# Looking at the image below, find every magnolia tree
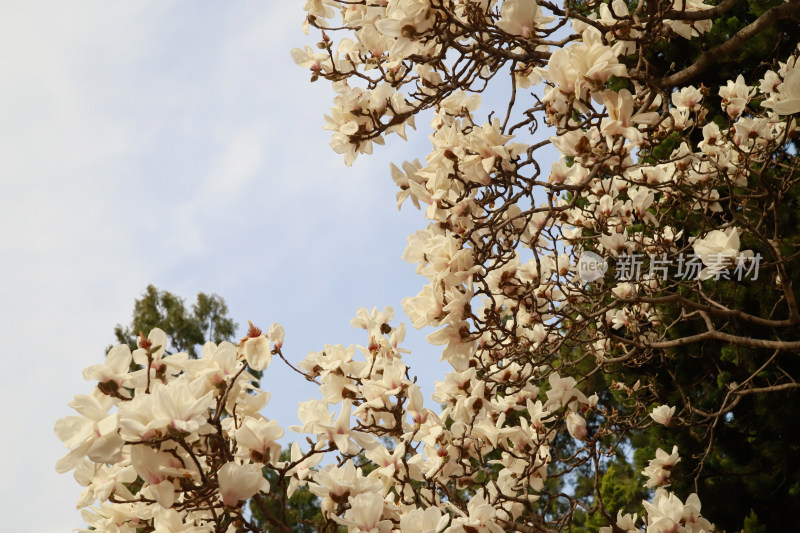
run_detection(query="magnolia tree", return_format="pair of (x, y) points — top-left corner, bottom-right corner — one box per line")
(57, 0), (800, 532)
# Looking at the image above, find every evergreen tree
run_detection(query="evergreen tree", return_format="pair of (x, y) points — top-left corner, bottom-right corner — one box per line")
(112, 284), (237, 358)
(569, 1), (800, 530)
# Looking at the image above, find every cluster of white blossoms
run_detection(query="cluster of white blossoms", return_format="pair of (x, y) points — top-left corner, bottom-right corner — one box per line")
(57, 320), (709, 533)
(57, 325), (286, 532)
(60, 0), (800, 531)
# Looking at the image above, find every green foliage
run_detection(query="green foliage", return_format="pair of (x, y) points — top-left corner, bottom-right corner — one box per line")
(112, 284), (237, 358)
(571, 459), (645, 533)
(604, 74), (632, 93)
(647, 132), (682, 163)
(742, 510), (767, 533)
(249, 449), (324, 533)
(594, 462), (642, 528)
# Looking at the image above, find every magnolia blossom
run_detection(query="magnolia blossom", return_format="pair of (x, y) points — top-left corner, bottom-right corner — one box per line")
(286, 441), (324, 497)
(218, 462), (269, 507)
(566, 411), (588, 440)
(333, 492), (392, 533)
(600, 89), (656, 145)
(650, 404), (676, 426)
(762, 65), (800, 115)
(309, 461), (381, 517)
(691, 227), (753, 278)
(73, 460), (137, 509)
(268, 322), (285, 350)
(541, 27), (627, 101)
(665, 0), (713, 39)
(82, 344), (134, 398)
(194, 340), (243, 391)
(719, 74), (757, 118)
(118, 375), (214, 440)
(642, 446), (681, 488)
(131, 445), (182, 508)
(545, 372), (588, 409)
(599, 510), (639, 533)
(55, 391), (124, 473)
(398, 506), (449, 533)
(151, 507), (213, 533)
(133, 328), (188, 382)
(235, 417), (284, 464)
(497, 0), (553, 38)
(239, 322), (272, 371)
(643, 489), (712, 533)
(291, 45), (329, 72)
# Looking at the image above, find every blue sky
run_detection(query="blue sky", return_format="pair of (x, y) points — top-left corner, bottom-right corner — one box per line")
(0, 2), (450, 530)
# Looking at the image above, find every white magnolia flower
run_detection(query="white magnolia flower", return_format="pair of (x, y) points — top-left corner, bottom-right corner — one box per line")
(541, 27), (627, 101)
(235, 417), (284, 464)
(665, 0), (713, 39)
(398, 506), (449, 533)
(566, 411), (588, 440)
(671, 85), (703, 111)
(642, 446), (681, 488)
(218, 462), (269, 507)
(642, 488), (685, 533)
(545, 372), (588, 409)
(268, 323), (285, 350)
(152, 507), (212, 533)
(309, 461), (382, 517)
(497, 0), (554, 38)
(132, 328), (188, 383)
(448, 493), (505, 533)
(333, 492), (392, 533)
(286, 441), (324, 497)
(691, 227), (753, 278)
(600, 510), (639, 533)
(762, 66), (800, 115)
(650, 404), (675, 426)
(55, 391), (124, 473)
(83, 344), (134, 398)
(239, 321), (272, 371)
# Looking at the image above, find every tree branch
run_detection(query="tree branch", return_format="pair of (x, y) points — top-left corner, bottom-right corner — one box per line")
(498, 517), (556, 533)
(664, 0), (742, 21)
(656, 0), (800, 88)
